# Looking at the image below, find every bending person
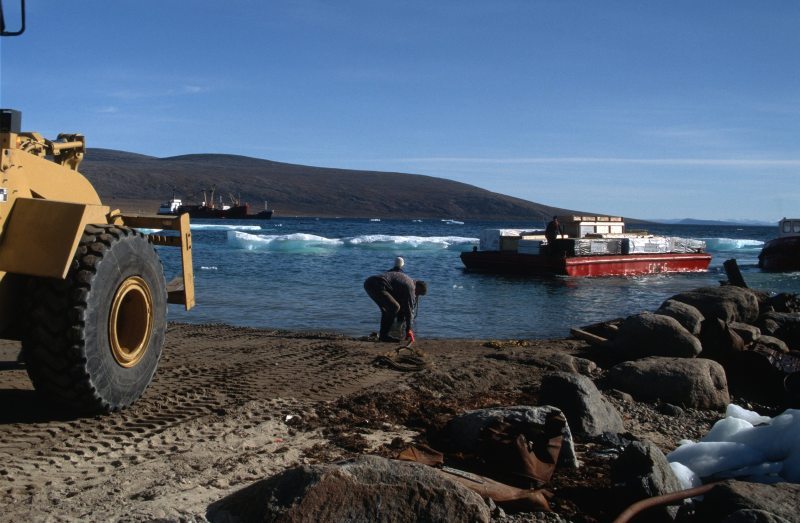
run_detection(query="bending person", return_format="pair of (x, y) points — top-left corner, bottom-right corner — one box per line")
(364, 267), (427, 343)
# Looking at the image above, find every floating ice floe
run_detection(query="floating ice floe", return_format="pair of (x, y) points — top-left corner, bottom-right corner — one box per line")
(227, 231), (343, 252)
(345, 234), (477, 250)
(227, 231), (477, 252)
(441, 219), (465, 225)
(667, 404), (800, 488)
(702, 238), (764, 251)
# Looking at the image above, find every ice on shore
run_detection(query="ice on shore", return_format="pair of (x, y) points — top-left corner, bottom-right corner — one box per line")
(667, 404), (800, 488)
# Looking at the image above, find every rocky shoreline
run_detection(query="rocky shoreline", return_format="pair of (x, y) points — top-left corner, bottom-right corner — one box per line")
(0, 283), (798, 522)
(206, 283), (800, 522)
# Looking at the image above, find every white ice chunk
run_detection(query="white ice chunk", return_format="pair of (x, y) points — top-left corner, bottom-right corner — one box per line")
(726, 404), (772, 426)
(669, 461), (701, 490)
(729, 410), (800, 462)
(667, 441), (765, 478)
(701, 416), (753, 443)
(669, 406), (800, 486)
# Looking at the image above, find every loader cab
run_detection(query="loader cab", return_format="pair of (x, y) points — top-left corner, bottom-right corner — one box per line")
(0, 0), (26, 37)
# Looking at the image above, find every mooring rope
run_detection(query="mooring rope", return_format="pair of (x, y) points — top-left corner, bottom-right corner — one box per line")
(373, 346), (429, 372)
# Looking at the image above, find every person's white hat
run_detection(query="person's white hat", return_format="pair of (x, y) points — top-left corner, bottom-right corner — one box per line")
(394, 256), (405, 269)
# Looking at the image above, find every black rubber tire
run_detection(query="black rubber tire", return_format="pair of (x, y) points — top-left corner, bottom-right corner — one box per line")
(22, 224), (167, 413)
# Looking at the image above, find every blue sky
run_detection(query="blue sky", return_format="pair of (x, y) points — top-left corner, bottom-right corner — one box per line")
(1, 1), (798, 221)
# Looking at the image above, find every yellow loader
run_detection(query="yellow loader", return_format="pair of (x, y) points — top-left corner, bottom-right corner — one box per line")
(0, 1), (195, 413)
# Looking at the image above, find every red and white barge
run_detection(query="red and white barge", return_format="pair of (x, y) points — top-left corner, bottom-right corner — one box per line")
(460, 216), (711, 277)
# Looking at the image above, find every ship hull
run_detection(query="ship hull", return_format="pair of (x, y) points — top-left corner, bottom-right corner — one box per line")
(176, 205), (250, 219)
(241, 210), (273, 220)
(460, 251), (712, 277)
(758, 237), (800, 272)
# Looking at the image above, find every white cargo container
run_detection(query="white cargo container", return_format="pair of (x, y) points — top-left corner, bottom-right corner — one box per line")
(479, 229), (523, 251)
(623, 236), (671, 254)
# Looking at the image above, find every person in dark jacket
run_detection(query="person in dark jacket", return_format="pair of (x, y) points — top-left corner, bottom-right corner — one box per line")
(545, 216), (563, 245)
(364, 268), (427, 343)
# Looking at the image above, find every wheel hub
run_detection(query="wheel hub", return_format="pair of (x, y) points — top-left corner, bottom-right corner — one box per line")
(109, 276), (153, 368)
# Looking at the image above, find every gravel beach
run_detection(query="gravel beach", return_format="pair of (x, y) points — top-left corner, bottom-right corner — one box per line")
(2, 321), (752, 522)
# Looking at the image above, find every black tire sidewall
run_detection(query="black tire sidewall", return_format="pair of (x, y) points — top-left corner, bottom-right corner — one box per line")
(83, 232), (166, 409)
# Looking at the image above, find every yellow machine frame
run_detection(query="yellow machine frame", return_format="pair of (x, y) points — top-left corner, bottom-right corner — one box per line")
(0, 128), (194, 339)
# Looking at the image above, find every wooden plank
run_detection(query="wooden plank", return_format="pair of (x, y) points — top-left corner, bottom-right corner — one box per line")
(569, 328), (608, 345)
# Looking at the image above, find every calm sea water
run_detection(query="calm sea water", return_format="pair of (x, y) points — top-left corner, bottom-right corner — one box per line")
(153, 218), (800, 340)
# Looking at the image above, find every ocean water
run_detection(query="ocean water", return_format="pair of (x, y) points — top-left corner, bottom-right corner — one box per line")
(153, 218), (800, 340)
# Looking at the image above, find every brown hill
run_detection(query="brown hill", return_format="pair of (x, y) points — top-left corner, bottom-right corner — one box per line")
(81, 148), (582, 220)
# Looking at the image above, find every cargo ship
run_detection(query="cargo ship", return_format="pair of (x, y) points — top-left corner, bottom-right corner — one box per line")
(758, 218), (800, 272)
(157, 189), (273, 220)
(460, 216), (711, 277)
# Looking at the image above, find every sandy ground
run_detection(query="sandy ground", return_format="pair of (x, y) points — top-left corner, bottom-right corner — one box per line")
(0, 323), (724, 522)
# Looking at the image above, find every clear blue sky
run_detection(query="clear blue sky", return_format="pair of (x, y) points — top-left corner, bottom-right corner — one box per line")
(2, 1), (798, 221)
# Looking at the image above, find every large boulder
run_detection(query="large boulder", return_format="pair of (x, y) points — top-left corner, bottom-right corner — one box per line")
(667, 286), (760, 324)
(699, 318), (746, 361)
(605, 357), (730, 410)
(611, 440), (683, 523)
(729, 322), (761, 344)
(610, 312), (702, 360)
(206, 455), (491, 522)
(655, 299), (705, 336)
(749, 335), (789, 354)
(695, 480), (800, 523)
(539, 372), (624, 437)
(444, 405), (579, 468)
(757, 312), (800, 350)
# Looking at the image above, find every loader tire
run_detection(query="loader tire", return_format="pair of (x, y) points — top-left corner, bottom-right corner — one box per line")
(22, 224), (167, 413)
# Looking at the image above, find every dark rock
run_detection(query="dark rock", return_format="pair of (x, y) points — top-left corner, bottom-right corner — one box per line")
(727, 348), (792, 403)
(699, 318), (746, 361)
(610, 312), (702, 360)
(206, 454), (491, 523)
(610, 440), (683, 523)
(668, 286), (761, 324)
(444, 406), (579, 468)
(605, 389), (635, 403)
(750, 335), (790, 354)
(696, 480), (800, 523)
(655, 299), (704, 336)
(596, 431), (637, 448)
(605, 357), (730, 410)
(657, 403), (684, 417)
(730, 322), (761, 344)
(757, 312), (800, 350)
(539, 372), (625, 437)
(761, 318), (781, 337)
(762, 292), (800, 315)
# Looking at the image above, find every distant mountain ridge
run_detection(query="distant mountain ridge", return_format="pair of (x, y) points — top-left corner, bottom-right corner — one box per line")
(651, 218), (774, 227)
(80, 148), (586, 221)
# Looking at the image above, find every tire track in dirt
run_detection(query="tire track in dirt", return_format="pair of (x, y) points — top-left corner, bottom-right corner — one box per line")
(0, 324), (407, 506)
